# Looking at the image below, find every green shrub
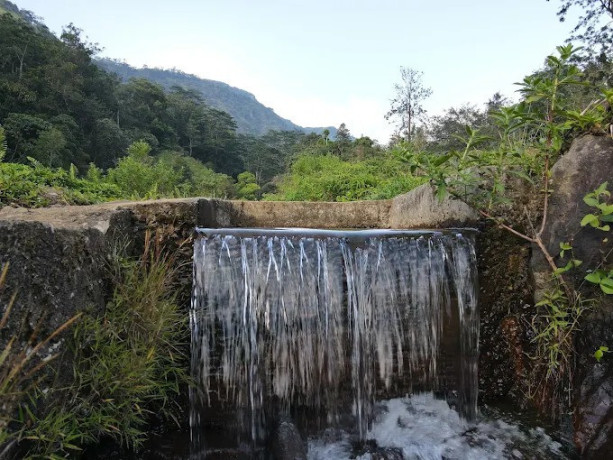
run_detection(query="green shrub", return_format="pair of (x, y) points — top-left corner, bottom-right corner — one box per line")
(235, 171), (260, 200)
(155, 151), (234, 198)
(0, 161), (120, 207)
(105, 143), (233, 200)
(266, 153), (426, 202)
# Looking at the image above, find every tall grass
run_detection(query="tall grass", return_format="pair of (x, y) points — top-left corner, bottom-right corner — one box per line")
(0, 263), (82, 457)
(1, 232), (189, 458)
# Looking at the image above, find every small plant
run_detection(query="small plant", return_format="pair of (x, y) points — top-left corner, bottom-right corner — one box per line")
(594, 346), (610, 362)
(581, 181), (613, 229)
(581, 182), (613, 294)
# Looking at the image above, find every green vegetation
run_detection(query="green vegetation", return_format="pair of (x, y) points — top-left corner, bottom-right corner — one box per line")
(267, 153), (426, 202)
(0, 160), (120, 207)
(0, 5), (428, 208)
(0, 262), (82, 456)
(0, 140), (233, 207)
(393, 44), (612, 418)
(0, 234), (188, 458)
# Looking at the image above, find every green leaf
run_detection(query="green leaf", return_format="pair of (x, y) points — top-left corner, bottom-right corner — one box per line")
(435, 184), (447, 202)
(594, 349), (604, 361)
(433, 154), (452, 167)
(601, 284), (613, 295)
(583, 195), (599, 207)
(597, 203), (613, 215)
(585, 272), (603, 284)
(553, 261), (573, 276)
(595, 182), (609, 196)
(600, 277), (613, 289)
(581, 214), (600, 227)
(597, 225), (611, 232)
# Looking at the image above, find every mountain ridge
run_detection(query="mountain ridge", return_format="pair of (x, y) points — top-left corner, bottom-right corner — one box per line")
(96, 58), (337, 138)
(1, 0), (337, 138)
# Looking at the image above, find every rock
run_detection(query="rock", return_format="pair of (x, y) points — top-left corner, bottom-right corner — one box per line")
(388, 184), (479, 229)
(532, 135), (613, 296)
(527, 135), (613, 457)
(574, 362), (613, 458)
(271, 419), (307, 460)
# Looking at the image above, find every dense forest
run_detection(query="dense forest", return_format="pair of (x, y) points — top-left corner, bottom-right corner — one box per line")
(0, 0), (611, 209)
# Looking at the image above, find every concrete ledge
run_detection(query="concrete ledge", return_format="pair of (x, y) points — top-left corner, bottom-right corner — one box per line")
(198, 199), (392, 229)
(0, 185), (478, 233)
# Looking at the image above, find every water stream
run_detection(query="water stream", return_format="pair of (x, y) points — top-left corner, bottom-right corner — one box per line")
(188, 228), (567, 459)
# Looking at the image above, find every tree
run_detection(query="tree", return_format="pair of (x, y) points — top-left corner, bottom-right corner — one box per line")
(427, 104), (490, 153)
(235, 171), (260, 200)
(334, 123), (352, 158)
(549, 0), (613, 56)
(385, 67), (432, 142)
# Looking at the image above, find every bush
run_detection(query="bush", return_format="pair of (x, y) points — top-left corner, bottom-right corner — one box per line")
(0, 161), (120, 207)
(105, 143), (233, 200)
(265, 154), (426, 202)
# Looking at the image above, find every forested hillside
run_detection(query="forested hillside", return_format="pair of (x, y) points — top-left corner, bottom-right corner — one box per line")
(0, 1), (320, 205)
(98, 59), (339, 138)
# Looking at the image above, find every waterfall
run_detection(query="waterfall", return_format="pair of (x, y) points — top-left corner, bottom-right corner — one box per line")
(190, 228), (479, 454)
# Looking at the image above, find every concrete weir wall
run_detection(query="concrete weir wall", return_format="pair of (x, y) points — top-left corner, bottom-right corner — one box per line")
(0, 186), (479, 454)
(0, 183), (478, 342)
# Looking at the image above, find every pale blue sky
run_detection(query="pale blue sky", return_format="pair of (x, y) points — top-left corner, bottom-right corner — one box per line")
(14, 0), (579, 143)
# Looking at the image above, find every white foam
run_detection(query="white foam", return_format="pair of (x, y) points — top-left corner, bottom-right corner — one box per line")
(308, 394), (566, 460)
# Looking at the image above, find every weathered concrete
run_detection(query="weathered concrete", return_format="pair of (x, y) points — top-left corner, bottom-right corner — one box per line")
(198, 198), (392, 229)
(389, 184), (479, 229)
(477, 226), (533, 404)
(0, 186), (481, 234)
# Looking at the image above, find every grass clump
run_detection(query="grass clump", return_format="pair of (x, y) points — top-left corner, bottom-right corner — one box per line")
(0, 233), (189, 458)
(0, 263), (82, 457)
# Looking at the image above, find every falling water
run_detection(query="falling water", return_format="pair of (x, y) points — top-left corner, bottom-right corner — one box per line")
(190, 228), (479, 456)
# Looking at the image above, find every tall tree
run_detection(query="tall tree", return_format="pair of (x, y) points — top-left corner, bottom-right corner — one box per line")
(385, 67), (432, 142)
(549, 0), (613, 56)
(334, 123), (352, 157)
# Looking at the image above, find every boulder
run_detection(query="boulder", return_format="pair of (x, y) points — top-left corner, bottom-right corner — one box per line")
(271, 418), (307, 460)
(528, 135), (613, 457)
(388, 184), (479, 229)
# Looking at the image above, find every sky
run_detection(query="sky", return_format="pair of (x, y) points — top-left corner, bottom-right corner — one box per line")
(13, 0), (580, 144)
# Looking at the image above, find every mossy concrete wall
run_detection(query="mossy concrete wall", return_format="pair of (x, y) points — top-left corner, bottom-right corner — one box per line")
(0, 187), (478, 365)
